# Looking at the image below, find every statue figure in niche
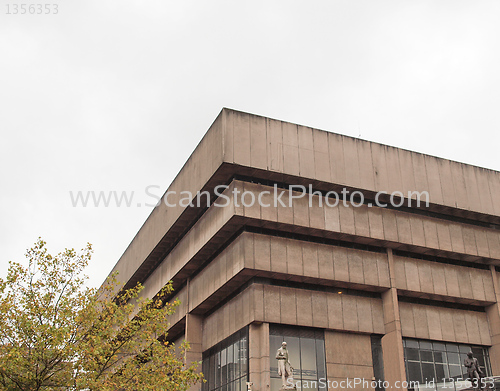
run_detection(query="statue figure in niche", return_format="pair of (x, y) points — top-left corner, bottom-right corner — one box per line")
(276, 341), (296, 389)
(464, 351), (484, 390)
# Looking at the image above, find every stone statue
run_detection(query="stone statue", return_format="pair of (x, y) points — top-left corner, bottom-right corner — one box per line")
(276, 342), (295, 389)
(464, 351), (483, 389)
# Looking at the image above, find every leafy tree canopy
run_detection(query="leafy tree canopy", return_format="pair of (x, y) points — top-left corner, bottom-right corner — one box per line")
(0, 239), (202, 391)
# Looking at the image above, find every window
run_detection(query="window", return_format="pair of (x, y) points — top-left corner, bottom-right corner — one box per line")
(270, 325), (327, 391)
(403, 338), (491, 391)
(371, 335), (385, 391)
(202, 327), (248, 391)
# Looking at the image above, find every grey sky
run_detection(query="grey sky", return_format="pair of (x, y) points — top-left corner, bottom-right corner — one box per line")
(1, 0), (499, 287)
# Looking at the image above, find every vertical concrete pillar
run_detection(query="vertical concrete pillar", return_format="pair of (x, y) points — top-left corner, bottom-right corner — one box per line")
(487, 266), (500, 375)
(381, 249), (407, 390)
(185, 313), (203, 391)
(249, 322), (270, 391)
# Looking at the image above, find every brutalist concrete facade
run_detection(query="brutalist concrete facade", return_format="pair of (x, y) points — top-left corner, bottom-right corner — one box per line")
(106, 109), (500, 391)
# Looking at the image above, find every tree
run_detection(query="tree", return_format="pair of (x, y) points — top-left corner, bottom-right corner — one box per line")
(0, 239), (202, 391)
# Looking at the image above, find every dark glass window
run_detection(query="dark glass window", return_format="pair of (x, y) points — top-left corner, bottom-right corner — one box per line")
(403, 338), (491, 391)
(371, 335), (385, 391)
(270, 325), (327, 391)
(202, 328), (248, 391)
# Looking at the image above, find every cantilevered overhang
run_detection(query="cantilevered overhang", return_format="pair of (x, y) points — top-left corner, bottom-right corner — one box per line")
(138, 180), (500, 310)
(106, 108), (500, 292)
(162, 229), (495, 346)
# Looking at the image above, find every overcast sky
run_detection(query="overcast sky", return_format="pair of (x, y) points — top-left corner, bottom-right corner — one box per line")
(1, 0), (499, 288)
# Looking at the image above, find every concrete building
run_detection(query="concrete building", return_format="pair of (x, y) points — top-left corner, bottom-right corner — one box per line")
(106, 108), (500, 391)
